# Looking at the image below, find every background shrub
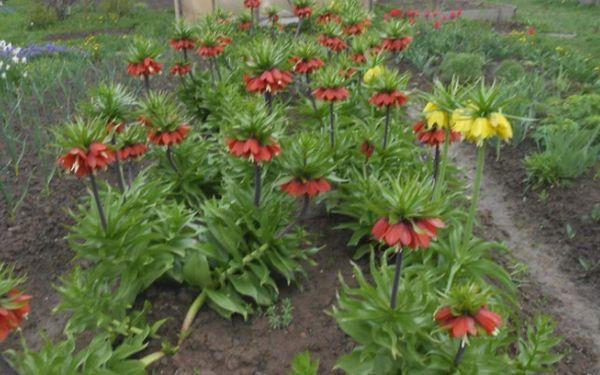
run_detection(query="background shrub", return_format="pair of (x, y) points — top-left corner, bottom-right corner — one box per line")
(525, 125), (599, 187)
(495, 59), (526, 81)
(439, 52), (485, 82)
(100, 0), (134, 17)
(26, 2), (59, 29)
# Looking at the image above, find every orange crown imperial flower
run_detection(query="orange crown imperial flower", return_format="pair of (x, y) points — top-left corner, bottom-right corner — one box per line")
(227, 138), (281, 163)
(413, 121), (461, 147)
(244, 0), (260, 8)
(435, 285), (503, 339)
(290, 57), (324, 75)
(59, 142), (116, 177)
(317, 35), (348, 52)
(170, 39), (195, 51)
(281, 178), (331, 197)
(149, 124), (191, 146)
(369, 91), (408, 108)
(371, 217), (445, 250)
(294, 6), (313, 19)
(0, 289), (32, 342)
(381, 36), (413, 52)
(118, 143), (148, 161)
(313, 87), (349, 102)
(170, 63), (192, 76)
(198, 44), (225, 58)
(127, 58), (163, 77)
(244, 69), (294, 94)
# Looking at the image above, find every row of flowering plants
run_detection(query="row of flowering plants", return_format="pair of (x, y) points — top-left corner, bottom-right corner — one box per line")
(5, 0), (563, 373)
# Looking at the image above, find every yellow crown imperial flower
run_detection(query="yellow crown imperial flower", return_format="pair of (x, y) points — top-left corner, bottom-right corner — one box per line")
(363, 66), (384, 84)
(451, 108), (512, 146)
(489, 112), (513, 141)
(423, 102), (449, 129)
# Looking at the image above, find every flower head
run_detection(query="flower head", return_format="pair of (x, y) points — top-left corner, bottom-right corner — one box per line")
(360, 140), (375, 160)
(291, 0), (314, 18)
(244, 39), (293, 94)
(198, 32), (226, 58)
(55, 117), (116, 177)
(435, 284), (503, 339)
(282, 178), (331, 197)
(367, 68), (409, 108)
(170, 62), (192, 76)
(224, 99), (283, 164)
(279, 133), (334, 198)
(290, 40), (324, 75)
(313, 66), (349, 102)
(138, 91), (191, 147)
(244, 0), (260, 9)
(126, 38), (162, 77)
(318, 23), (347, 53)
(363, 65), (384, 84)
(170, 21), (195, 51)
(413, 121), (461, 147)
(450, 83), (513, 146)
(369, 176), (445, 250)
(150, 125), (191, 146)
(380, 20), (413, 53)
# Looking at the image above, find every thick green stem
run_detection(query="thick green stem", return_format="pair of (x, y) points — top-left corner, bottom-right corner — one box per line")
(329, 102), (335, 147)
(143, 74), (150, 94)
(254, 163), (262, 207)
(432, 143), (440, 186)
(180, 289), (208, 342)
(382, 105), (391, 150)
(166, 146), (179, 174)
(463, 145), (486, 246)
(433, 128), (451, 199)
(139, 351), (165, 368)
(89, 173), (107, 232)
(390, 248), (404, 309)
(453, 339), (468, 367)
(264, 91), (273, 114)
(114, 152), (126, 193)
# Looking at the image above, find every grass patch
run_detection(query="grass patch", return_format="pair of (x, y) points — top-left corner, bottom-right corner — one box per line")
(487, 0), (600, 59)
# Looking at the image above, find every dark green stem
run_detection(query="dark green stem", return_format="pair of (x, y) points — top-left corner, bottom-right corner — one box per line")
(453, 339), (468, 367)
(463, 145), (485, 246)
(382, 105), (391, 150)
(432, 143), (441, 186)
(390, 248), (404, 309)
(254, 163), (262, 207)
(89, 173), (107, 232)
(264, 91), (273, 114)
(166, 146), (179, 173)
(329, 101), (335, 147)
(143, 74), (150, 94)
(433, 128), (451, 200)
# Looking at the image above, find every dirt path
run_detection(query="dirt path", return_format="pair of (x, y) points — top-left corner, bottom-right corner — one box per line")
(451, 143), (600, 372)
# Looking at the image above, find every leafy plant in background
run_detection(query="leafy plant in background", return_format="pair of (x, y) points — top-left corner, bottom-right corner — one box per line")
(439, 52), (486, 83)
(525, 124), (599, 187)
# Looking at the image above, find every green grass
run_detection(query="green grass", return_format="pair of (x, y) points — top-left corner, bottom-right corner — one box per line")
(0, 0), (173, 47)
(485, 0), (600, 59)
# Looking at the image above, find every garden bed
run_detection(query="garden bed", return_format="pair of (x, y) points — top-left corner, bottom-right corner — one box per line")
(1, 1), (599, 374)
